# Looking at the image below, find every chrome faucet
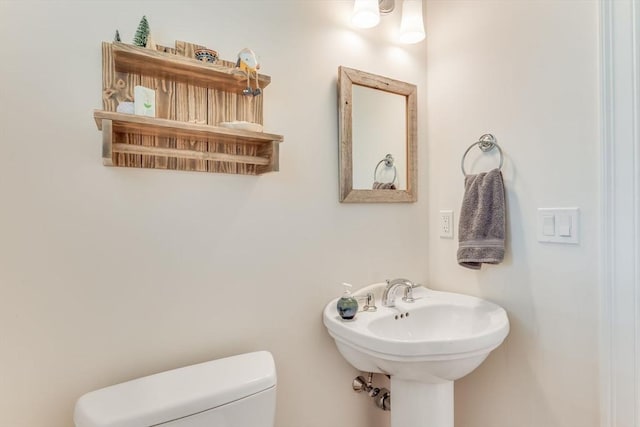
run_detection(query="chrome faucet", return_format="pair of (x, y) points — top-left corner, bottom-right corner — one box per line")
(381, 278), (417, 307)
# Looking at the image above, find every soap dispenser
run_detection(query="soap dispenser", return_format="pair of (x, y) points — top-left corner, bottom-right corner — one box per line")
(337, 282), (358, 320)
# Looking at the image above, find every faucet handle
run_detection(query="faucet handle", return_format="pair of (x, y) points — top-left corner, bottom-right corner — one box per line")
(402, 286), (415, 303)
(364, 292), (378, 311)
(356, 292), (378, 312)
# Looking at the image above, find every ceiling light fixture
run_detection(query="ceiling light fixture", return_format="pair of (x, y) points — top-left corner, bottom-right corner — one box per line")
(351, 0), (425, 44)
(399, 0), (425, 44)
(351, 0), (381, 29)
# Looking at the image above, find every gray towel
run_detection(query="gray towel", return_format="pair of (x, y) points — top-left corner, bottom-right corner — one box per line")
(457, 168), (506, 270)
(372, 181), (397, 190)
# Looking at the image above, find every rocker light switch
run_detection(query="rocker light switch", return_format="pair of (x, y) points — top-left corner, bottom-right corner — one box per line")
(537, 208), (579, 244)
(557, 215), (572, 237)
(542, 215), (555, 236)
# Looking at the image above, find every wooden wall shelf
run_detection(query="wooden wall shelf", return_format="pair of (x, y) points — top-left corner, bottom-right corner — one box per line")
(94, 111), (283, 144)
(95, 110), (283, 171)
(111, 42), (271, 92)
(96, 40), (283, 175)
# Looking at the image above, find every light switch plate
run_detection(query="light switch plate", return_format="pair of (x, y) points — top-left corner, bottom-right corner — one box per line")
(537, 208), (579, 244)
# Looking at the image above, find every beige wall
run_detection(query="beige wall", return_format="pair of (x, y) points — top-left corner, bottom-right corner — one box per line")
(0, 1), (601, 426)
(0, 2), (427, 427)
(425, 1), (600, 426)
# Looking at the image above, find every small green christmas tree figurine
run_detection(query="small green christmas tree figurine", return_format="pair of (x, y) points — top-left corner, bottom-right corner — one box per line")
(114, 30), (121, 42)
(133, 16), (149, 47)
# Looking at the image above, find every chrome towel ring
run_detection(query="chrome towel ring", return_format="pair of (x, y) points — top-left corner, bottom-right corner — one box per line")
(374, 153), (397, 184)
(461, 134), (504, 176)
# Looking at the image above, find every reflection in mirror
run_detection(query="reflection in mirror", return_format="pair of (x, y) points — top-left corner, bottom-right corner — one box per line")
(352, 85), (407, 190)
(338, 66), (417, 203)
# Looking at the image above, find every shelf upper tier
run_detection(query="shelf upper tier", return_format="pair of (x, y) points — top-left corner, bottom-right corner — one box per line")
(110, 42), (271, 91)
(94, 110), (284, 145)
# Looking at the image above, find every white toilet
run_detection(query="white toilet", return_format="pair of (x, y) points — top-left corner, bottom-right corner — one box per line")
(74, 351), (276, 427)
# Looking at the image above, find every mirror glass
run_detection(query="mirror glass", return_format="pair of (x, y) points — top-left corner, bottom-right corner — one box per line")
(338, 66), (417, 203)
(352, 85), (407, 190)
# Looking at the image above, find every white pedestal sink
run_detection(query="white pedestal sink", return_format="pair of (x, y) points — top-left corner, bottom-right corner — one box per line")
(323, 285), (509, 427)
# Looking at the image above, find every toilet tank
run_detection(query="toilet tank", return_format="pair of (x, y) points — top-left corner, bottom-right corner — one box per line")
(74, 351), (276, 427)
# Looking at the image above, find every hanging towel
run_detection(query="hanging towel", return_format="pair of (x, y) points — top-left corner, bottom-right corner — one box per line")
(372, 181), (397, 190)
(457, 168), (506, 270)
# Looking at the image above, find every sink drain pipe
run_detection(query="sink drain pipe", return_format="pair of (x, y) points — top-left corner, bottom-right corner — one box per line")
(352, 373), (391, 411)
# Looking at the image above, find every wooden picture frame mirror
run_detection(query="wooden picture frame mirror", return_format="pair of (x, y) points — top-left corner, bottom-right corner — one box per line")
(338, 66), (417, 203)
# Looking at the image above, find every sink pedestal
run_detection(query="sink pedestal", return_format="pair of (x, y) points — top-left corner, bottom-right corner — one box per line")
(390, 378), (453, 427)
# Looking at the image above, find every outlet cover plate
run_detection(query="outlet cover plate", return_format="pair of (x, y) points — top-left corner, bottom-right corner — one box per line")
(440, 210), (454, 238)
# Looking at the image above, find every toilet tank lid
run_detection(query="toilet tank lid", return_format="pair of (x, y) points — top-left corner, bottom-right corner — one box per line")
(74, 351), (276, 427)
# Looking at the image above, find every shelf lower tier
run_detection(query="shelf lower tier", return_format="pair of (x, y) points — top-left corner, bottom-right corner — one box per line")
(94, 111), (283, 175)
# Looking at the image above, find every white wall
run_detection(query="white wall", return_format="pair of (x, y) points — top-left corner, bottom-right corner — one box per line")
(0, 2), (428, 427)
(426, 1), (600, 426)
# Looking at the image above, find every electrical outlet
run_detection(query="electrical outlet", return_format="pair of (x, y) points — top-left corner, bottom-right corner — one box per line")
(439, 210), (454, 238)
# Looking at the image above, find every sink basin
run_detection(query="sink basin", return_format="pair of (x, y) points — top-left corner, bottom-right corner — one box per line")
(323, 285), (509, 427)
